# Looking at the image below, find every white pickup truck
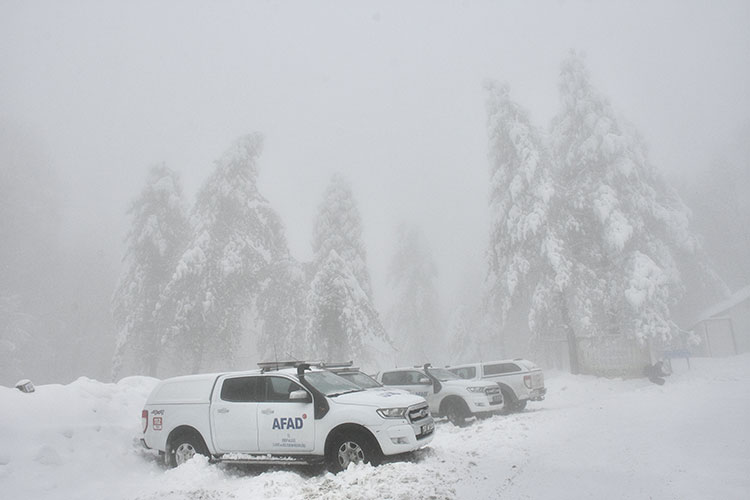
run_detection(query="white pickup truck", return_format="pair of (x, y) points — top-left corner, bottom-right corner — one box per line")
(376, 364), (503, 426)
(141, 361), (434, 472)
(448, 359), (546, 413)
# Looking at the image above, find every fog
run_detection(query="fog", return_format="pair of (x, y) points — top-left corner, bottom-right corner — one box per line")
(2, 0), (749, 384)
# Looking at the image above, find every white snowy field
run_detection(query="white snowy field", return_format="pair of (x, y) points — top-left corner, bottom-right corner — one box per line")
(1, 356), (749, 500)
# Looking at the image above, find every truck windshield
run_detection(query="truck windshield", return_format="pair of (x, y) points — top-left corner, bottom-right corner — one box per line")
(427, 368), (462, 381)
(338, 372), (382, 389)
(305, 371), (364, 397)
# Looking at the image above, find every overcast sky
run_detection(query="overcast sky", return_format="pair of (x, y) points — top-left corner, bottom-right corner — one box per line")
(2, 0), (749, 306)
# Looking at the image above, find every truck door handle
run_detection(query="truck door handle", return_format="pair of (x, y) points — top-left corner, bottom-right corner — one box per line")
(260, 409), (274, 415)
(217, 408), (229, 414)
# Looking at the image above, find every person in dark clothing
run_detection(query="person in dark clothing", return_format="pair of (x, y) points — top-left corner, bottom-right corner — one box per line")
(643, 361), (670, 385)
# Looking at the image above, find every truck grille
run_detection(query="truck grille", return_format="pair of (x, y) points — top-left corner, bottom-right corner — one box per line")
(484, 386), (501, 396)
(407, 403), (430, 423)
(485, 385), (503, 405)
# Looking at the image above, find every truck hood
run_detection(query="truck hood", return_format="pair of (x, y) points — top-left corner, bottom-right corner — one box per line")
(329, 389), (426, 408)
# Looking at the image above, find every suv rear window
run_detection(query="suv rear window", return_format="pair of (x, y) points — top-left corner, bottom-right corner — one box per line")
(483, 363), (521, 376)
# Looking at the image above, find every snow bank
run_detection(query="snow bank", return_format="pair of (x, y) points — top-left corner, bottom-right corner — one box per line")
(1, 356), (748, 499)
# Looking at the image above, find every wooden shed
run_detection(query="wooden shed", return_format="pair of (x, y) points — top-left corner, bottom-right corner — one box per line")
(688, 285), (750, 357)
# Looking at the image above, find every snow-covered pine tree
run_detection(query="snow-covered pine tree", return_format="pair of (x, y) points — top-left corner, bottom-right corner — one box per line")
(306, 250), (389, 364)
(307, 175), (390, 365)
(482, 82), (555, 357)
(111, 164), (189, 378)
(161, 134), (288, 373)
(540, 52), (724, 355)
(385, 224), (442, 364)
(312, 174), (374, 300)
(255, 256), (310, 361)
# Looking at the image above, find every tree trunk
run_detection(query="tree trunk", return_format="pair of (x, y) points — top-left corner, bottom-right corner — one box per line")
(559, 293), (579, 375)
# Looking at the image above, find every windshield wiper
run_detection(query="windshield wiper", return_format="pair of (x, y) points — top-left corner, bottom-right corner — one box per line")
(327, 389), (363, 397)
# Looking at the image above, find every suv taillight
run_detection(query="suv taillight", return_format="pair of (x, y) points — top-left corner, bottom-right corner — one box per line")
(523, 375), (532, 389)
(142, 410), (148, 433)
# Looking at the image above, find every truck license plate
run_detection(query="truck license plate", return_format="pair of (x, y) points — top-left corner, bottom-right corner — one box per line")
(492, 395), (503, 404)
(421, 422), (434, 434)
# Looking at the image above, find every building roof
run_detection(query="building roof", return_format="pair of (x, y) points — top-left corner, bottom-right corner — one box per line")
(690, 285), (750, 328)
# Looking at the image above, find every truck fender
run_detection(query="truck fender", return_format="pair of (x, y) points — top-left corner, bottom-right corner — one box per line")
(324, 423), (382, 458)
(438, 395), (469, 416)
(496, 382), (517, 402)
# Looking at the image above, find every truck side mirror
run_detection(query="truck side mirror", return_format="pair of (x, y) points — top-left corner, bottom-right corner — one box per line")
(289, 390), (312, 402)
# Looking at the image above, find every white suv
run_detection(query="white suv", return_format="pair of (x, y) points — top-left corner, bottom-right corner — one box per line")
(376, 364), (503, 426)
(141, 361), (434, 472)
(448, 359), (546, 413)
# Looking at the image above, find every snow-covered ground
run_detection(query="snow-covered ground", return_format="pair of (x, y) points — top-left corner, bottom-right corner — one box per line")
(1, 356), (749, 500)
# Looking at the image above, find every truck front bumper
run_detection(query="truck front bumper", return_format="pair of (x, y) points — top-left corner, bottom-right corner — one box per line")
(466, 393), (503, 414)
(529, 387), (547, 401)
(372, 417), (435, 456)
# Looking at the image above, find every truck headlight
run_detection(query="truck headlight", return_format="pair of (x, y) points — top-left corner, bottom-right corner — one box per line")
(466, 386), (487, 393)
(377, 407), (407, 419)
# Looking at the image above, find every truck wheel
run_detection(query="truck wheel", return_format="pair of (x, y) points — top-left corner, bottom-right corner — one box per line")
(444, 400), (468, 427)
(327, 431), (380, 473)
(513, 399), (528, 411)
(500, 387), (517, 415)
(167, 431), (208, 468)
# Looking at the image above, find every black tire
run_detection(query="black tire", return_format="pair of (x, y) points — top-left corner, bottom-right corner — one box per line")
(444, 399), (469, 427)
(326, 431), (381, 473)
(500, 387), (517, 415)
(167, 431), (209, 468)
(513, 399), (528, 412)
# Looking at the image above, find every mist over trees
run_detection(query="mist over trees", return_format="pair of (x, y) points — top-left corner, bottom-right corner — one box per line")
(1, 121), (116, 386)
(111, 158), (391, 376)
(474, 53), (727, 369)
(111, 164), (189, 378)
(2, 48), (745, 385)
(678, 155), (750, 292)
(156, 134), (290, 374)
(386, 224), (443, 365)
(306, 174), (390, 364)
(1, 123), (57, 383)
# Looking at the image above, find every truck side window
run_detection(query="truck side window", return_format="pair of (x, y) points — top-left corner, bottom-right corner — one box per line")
(264, 376), (305, 402)
(403, 371), (425, 385)
(381, 372), (402, 385)
(220, 376), (262, 402)
(483, 363), (521, 376)
(452, 367), (476, 379)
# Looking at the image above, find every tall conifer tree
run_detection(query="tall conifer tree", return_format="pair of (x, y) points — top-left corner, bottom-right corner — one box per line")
(482, 82), (555, 356)
(386, 224), (442, 364)
(161, 134), (288, 372)
(307, 174), (389, 363)
(111, 165), (189, 378)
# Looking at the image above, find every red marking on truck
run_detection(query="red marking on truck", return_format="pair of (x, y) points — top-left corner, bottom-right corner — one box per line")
(153, 416), (163, 431)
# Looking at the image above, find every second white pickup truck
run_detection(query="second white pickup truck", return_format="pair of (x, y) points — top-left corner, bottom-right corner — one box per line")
(448, 359), (546, 413)
(141, 361), (434, 472)
(376, 364), (503, 426)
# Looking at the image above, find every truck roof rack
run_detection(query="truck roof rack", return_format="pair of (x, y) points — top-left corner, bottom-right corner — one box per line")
(257, 360), (353, 373)
(317, 361), (354, 369)
(258, 360), (303, 372)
